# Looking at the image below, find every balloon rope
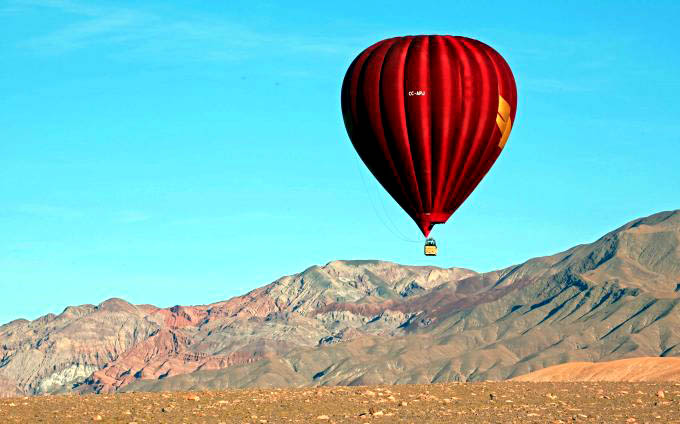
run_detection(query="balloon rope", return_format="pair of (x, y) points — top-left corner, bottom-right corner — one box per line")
(370, 170), (424, 243)
(354, 155), (422, 244)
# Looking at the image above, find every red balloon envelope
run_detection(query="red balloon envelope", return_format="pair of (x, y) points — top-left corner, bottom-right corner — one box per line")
(341, 35), (517, 237)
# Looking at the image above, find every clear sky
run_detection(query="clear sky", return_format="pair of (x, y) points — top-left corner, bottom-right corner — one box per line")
(2, 0), (679, 324)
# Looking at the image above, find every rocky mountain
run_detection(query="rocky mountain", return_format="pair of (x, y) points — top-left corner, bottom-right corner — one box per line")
(1, 210), (679, 396)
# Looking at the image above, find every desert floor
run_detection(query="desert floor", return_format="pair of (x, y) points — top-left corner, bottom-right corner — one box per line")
(1, 382), (679, 423)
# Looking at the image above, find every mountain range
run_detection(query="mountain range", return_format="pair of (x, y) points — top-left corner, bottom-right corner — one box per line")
(1, 210), (679, 397)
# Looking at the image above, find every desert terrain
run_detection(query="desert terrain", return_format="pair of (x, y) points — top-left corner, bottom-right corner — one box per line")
(514, 357), (680, 383)
(1, 210), (679, 422)
(2, 381), (680, 423)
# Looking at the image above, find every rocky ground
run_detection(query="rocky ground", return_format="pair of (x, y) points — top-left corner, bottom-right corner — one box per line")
(1, 382), (679, 423)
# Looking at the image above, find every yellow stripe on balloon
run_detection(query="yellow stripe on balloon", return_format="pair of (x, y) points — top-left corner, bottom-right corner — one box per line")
(496, 95), (513, 149)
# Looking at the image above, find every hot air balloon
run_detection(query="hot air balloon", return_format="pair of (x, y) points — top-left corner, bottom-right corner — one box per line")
(341, 35), (517, 256)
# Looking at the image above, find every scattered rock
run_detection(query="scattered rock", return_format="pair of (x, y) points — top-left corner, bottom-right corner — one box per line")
(656, 390), (665, 398)
(187, 394), (200, 401)
(2, 381), (676, 422)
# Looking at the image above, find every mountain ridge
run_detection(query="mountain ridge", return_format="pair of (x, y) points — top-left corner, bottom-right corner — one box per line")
(1, 210), (679, 396)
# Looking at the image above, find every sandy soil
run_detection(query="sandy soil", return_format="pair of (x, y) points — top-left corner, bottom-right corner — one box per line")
(513, 357), (680, 382)
(1, 382), (679, 423)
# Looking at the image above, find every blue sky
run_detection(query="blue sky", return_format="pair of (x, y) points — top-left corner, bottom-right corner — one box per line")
(1, 0), (679, 324)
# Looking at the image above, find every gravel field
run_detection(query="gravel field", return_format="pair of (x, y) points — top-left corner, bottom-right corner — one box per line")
(1, 382), (680, 423)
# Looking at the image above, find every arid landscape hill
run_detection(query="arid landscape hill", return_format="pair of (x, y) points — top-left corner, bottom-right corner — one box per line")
(1, 210), (679, 397)
(512, 357), (680, 382)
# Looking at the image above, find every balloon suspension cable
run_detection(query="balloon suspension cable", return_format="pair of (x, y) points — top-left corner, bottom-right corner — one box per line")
(354, 155), (423, 244)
